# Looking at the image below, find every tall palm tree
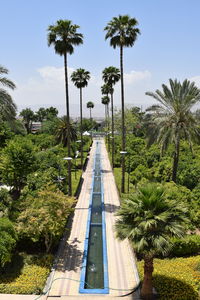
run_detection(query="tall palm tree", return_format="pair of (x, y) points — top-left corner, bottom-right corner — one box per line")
(0, 65), (16, 121)
(104, 15), (140, 193)
(87, 101), (94, 120)
(101, 84), (112, 152)
(101, 95), (110, 138)
(71, 68), (90, 169)
(102, 66), (120, 168)
(47, 19), (83, 196)
(115, 183), (188, 300)
(146, 79), (200, 183)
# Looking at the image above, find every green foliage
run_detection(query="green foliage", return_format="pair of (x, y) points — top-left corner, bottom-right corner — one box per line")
(130, 164), (149, 186)
(0, 137), (36, 192)
(116, 183), (188, 258)
(162, 182), (200, 230)
(0, 218), (17, 267)
(26, 133), (56, 150)
(146, 79), (200, 182)
(35, 107), (58, 122)
(55, 117), (77, 147)
(151, 157), (172, 182)
(114, 108), (138, 134)
(40, 117), (59, 134)
(81, 118), (98, 131)
(19, 108), (35, 134)
(0, 253), (52, 294)
(178, 158), (200, 189)
(190, 185), (200, 229)
(137, 256), (200, 300)
(170, 235), (200, 257)
(16, 187), (74, 252)
(71, 68), (90, 89)
(0, 121), (14, 147)
(104, 15), (140, 48)
(0, 188), (12, 217)
(0, 65), (17, 122)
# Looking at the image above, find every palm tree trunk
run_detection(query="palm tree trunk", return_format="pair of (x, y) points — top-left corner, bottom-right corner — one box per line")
(111, 90), (114, 168)
(172, 131), (180, 183)
(90, 108), (92, 120)
(80, 87), (83, 169)
(107, 103), (110, 152)
(104, 104), (107, 141)
(141, 257), (154, 300)
(120, 45), (125, 193)
(64, 53), (72, 196)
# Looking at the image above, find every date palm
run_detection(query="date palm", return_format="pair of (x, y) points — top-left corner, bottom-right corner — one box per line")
(116, 183), (188, 300)
(71, 68), (90, 169)
(55, 116), (77, 147)
(0, 65), (16, 121)
(87, 101), (94, 120)
(104, 15), (140, 193)
(47, 19), (83, 196)
(146, 79), (200, 183)
(102, 66), (120, 168)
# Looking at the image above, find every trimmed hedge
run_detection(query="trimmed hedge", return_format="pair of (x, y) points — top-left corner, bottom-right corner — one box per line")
(170, 235), (200, 257)
(137, 256), (200, 300)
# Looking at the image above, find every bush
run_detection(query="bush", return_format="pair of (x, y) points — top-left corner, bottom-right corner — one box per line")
(170, 235), (200, 257)
(0, 218), (17, 267)
(0, 253), (53, 294)
(137, 256), (200, 300)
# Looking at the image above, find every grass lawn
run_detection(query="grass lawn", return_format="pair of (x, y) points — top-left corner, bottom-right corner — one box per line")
(113, 167), (135, 197)
(137, 256), (200, 300)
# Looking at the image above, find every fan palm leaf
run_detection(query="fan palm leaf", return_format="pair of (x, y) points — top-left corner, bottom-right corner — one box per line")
(115, 183), (188, 299)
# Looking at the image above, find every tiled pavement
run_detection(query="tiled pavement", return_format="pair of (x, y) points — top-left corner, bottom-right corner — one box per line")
(0, 138), (140, 300)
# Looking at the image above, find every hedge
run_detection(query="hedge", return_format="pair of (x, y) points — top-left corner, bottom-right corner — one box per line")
(170, 235), (200, 257)
(137, 256), (200, 300)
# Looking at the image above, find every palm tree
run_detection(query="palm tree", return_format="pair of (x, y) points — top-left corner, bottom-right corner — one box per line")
(146, 79), (200, 183)
(0, 65), (16, 121)
(47, 19), (83, 196)
(102, 66), (120, 168)
(71, 68), (90, 169)
(87, 101), (94, 120)
(101, 84), (112, 152)
(55, 116), (77, 147)
(115, 183), (188, 300)
(104, 15), (140, 193)
(101, 95), (110, 137)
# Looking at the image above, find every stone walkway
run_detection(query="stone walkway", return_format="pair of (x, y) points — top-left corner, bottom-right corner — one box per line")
(0, 138), (140, 300)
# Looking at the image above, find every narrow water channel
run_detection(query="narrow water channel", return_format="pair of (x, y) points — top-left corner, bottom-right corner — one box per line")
(79, 140), (109, 294)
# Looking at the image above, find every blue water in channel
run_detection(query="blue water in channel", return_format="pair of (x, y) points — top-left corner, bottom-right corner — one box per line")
(79, 141), (109, 294)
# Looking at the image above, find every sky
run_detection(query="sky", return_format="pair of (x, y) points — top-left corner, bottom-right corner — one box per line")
(1, 0), (200, 118)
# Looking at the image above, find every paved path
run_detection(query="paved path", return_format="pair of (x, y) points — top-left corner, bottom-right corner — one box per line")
(0, 138), (140, 300)
(46, 138), (139, 298)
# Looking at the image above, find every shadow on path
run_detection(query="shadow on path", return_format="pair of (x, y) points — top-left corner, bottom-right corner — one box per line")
(104, 203), (120, 213)
(101, 169), (112, 174)
(56, 238), (83, 272)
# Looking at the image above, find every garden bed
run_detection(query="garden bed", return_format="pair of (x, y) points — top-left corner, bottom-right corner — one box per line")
(137, 256), (200, 300)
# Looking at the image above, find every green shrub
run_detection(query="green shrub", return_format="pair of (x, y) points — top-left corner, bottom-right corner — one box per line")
(170, 235), (200, 257)
(137, 256), (200, 300)
(0, 253), (53, 294)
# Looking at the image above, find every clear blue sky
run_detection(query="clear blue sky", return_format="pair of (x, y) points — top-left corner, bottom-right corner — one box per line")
(1, 0), (200, 117)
